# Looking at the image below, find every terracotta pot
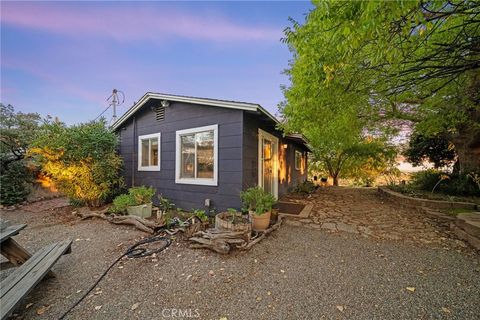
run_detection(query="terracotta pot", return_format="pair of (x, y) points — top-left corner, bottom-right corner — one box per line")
(250, 210), (271, 231)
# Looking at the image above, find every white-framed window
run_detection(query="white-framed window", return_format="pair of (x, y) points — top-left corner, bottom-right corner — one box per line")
(138, 133), (161, 171)
(175, 124), (218, 186)
(295, 150), (302, 170)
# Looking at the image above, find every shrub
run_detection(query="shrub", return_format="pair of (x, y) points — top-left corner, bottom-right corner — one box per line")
(128, 186), (155, 205)
(292, 180), (316, 194)
(110, 194), (136, 214)
(0, 104), (42, 205)
(109, 186), (156, 214)
(410, 169), (443, 191)
(0, 159), (33, 205)
(444, 173), (479, 197)
(158, 194), (175, 214)
(409, 169), (480, 197)
(240, 187), (276, 215)
(192, 209), (208, 222)
(30, 119), (123, 207)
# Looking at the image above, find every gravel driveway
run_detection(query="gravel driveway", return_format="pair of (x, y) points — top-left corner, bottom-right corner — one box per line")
(1, 197), (479, 320)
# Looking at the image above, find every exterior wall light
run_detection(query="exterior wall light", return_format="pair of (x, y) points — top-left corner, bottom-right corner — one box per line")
(161, 100), (170, 108)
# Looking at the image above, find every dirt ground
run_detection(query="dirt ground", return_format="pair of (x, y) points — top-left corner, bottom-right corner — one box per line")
(1, 190), (479, 320)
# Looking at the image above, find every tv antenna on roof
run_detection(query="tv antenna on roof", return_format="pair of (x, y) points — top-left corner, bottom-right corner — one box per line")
(107, 89), (125, 124)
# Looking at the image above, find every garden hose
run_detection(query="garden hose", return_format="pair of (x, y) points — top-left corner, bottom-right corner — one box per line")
(58, 233), (171, 319)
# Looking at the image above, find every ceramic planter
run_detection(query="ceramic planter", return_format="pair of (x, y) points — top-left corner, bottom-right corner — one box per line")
(126, 202), (152, 218)
(215, 212), (252, 233)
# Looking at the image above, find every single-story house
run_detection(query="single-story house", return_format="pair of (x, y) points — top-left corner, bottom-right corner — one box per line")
(112, 92), (310, 212)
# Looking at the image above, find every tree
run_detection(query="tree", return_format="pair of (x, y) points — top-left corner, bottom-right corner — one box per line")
(281, 1), (479, 175)
(0, 103), (41, 167)
(0, 104), (40, 205)
(30, 119), (123, 206)
(404, 133), (456, 169)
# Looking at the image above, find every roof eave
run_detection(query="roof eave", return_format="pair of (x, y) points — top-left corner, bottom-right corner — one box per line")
(111, 92), (279, 131)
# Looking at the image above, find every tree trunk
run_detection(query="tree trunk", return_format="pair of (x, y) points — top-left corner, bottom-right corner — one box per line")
(332, 175), (339, 186)
(451, 126), (480, 174)
(452, 71), (480, 174)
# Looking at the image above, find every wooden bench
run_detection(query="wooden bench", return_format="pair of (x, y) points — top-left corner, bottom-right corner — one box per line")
(0, 220), (71, 319)
(0, 223), (30, 266)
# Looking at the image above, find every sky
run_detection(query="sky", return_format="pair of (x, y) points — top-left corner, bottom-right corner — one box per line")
(1, 1), (313, 124)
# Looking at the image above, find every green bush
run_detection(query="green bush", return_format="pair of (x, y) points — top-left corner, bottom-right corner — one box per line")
(409, 169), (479, 197)
(110, 194), (136, 214)
(0, 160), (33, 205)
(158, 194), (175, 214)
(109, 186), (156, 214)
(128, 186), (155, 204)
(445, 174), (479, 196)
(410, 169), (443, 191)
(240, 187), (276, 215)
(30, 120), (123, 207)
(192, 209), (208, 222)
(292, 180), (317, 194)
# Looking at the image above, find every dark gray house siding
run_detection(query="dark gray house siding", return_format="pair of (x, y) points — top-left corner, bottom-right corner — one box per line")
(115, 94), (310, 213)
(117, 98), (244, 212)
(242, 112), (308, 197)
(278, 140), (309, 195)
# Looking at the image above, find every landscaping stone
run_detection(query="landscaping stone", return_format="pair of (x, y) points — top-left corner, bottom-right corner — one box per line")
(280, 187), (470, 250)
(285, 219), (302, 227)
(321, 223), (337, 231)
(378, 187), (478, 211)
(452, 212), (480, 250)
(336, 222), (359, 234)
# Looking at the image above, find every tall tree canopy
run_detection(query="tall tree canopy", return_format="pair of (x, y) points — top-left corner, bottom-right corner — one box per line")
(281, 0), (480, 179)
(0, 103), (41, 167)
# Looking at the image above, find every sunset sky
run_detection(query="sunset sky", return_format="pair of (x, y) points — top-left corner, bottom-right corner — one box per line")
(1, 1), (313, 124)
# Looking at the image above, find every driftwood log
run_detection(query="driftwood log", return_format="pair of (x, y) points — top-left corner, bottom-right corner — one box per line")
(189, 216), (283, 254)
(75, 208), (165, 234)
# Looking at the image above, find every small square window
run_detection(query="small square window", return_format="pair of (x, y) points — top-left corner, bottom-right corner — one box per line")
(138, 133), (161, 171)
(295, 150), (302, 170)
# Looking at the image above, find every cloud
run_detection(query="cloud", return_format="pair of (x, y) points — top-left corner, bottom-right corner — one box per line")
(1, 2), (282, 43)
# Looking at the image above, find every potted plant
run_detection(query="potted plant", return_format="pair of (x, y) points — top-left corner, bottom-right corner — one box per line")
(241, 187), (276, 231)
(110, 186), (156, 218)
(215, 208), (251, 234)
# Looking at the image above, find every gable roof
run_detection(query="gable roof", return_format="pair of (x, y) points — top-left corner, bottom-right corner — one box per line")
(111, 92), (280, 131)
(111, 92), (311, 151)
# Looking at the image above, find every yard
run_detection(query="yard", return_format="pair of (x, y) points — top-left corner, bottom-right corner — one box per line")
(1, 188), (479, 320)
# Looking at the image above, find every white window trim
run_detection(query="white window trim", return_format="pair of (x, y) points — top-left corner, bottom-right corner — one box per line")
(258, 128), (279, 199)
(175, 124), (218, 186)
(295, 150), (302, 170)
(138, 133), (161, 171)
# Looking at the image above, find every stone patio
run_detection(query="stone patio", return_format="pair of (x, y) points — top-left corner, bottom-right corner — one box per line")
(282, 187), (473, 250)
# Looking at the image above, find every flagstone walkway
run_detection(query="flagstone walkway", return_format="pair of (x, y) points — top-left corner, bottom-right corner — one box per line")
(282, 187), (469, 250)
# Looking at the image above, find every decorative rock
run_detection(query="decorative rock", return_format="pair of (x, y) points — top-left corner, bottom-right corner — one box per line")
(336, 222), (359, 234)
(358, 226), (373, 236)
(300, 219), (312, 224)
(285, 219), (302, 227)
(321, 223), (337, 231)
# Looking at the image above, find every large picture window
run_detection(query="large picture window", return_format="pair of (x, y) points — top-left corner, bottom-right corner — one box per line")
(176, 124), (218, 186)
(138, 133), (161, 171)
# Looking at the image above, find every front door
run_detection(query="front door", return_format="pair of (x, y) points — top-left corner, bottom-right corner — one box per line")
(258, 129), (278, 198)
